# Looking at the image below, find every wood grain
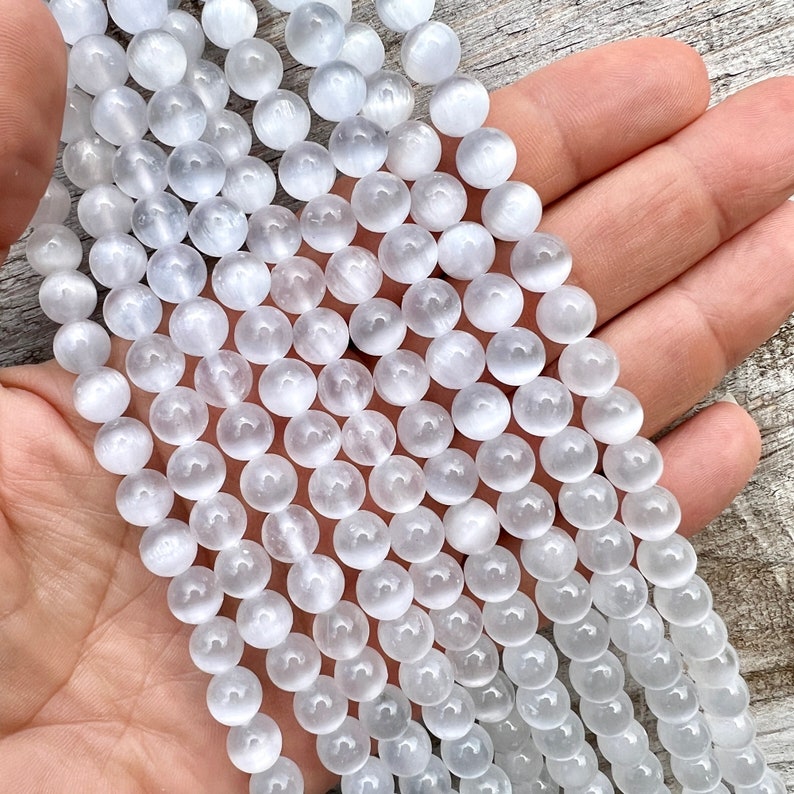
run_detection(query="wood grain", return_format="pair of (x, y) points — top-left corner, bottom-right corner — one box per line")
(1, 0), (792, 788)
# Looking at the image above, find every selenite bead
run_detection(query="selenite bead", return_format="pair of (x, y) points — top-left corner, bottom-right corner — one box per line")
(201, 0), (259, 49)
(63, 136), (115, 190)
(103, 284), (162, 341)
(688, 644), (741, 687)
(162, 10), (205, 63)
(246, 207), (301, 265)
(447, 633), (500, 688)
(645, 673), (701, 725)
(713, 745), (767, 789)
(456, 127), (517, 189)
(383, 122), (440, 186)
(481, 181), (543, 242)
(558, 338), (619, 400)
(237, 590), (293, 649)
(476, 432), (535, 493)
(207, 665), (263, 726)
(671, 753), (722, 794)
(485, 328), (545, 387)
(250, 758), (305, 794)
(105, 0), (166, 34)
(39, 270), (96, 324)
(341, 410), (397, 466)
(216, 402), (275, 460)
(581, 386), (644, 445)
(125, 334), (185, 393)
(127, 29), (187, 91)
(253, 90), (311, 151)
(399, 755), (454, 794)
(266, 632), (322, 693)
(515, 679), (572, 729)
(436, 221), (496, 281)
(429, 73), (490, 137)
(430, 595), (484, 651)
(440, 724), (494, 779)
(575, 520), (635, 575)
(424, 447), (479, 505)
(225, 38), (283, 101)
(166, 440), (226, 501)
(483, 706), (532, 754)
(270, 256), (325, 314)
(284, 2), (345, 66)
(167, 565), (223, 624)
(215, 541), (272, 597)
(94, 417), (153, 475)
(292, 307), (349, 364)
(569, 650), (626, 703)
(62, 88), (93, 144)
(537, 283), (599, 345)
(590, 566), (648, 620)
(356, 560), (414, 620)
(227, 713), (282, 774)
(189, 491), (248, 550)
(325, 247), (381, 304)
(31, 178), (72, 228)
(482, 590), (539, 647)
(510, 231), (572, 293)
(308, 460), (367, 518)
(397, 400), (454, 457)
(73, 366), (131, 423)
(521, 527), (577, 582)
(379, 720), (433, 777)
(50, 0), (108, 44)
(553, 608), (610, 662)
(534, 572), (592, 625)
(464, 546), (521, 603)
(698, 676), (751, 719)
(558, 474), (619, 530)
(369, 455), (426, 513)
(400, 21), (460, 85)
(148, 85), (207, 147)
(565, 770), (614, 794)
(374, 0), (434, 31)
(287, 554), (345, 613)
(50, 316), (108, 371)
(350, 171), (411, 233)
(626, 638), (683, 689)
(188, 196), (248, 257)
(706, 711), (757, 750)
(258, 358), (317, 417)
(318, 358), (374, 416)
(377, 604), (435, 664)
(169, 297), (229, 357)
(182, 60), (231, 115)
(212, 251), (271, 311)
(194, 349), (253, 407)
(77, 184), (134, 238)
(410, 171), (467, 232)
(341, 756), (395, 794)
(409, 552), (464, 610)
(637, 534), (698, 589)
(339, 22), (385, 76)
(131, 191), (189, 248)
(88, 233), (146, 289)
(309, 61), (367, 122)
(621, 484), (681, 541)
(301, 194), (357, 254)
(497, 742), (544, 787)
(202, 109), (253, 164)
(189, 615), (244, 674)
(361, 70), (416, 131)
(261, 505), (319, 563)
(146, 244), (207, 304)
(610, 605), (666, 656)
(399, 649), (455, 707)
(221, 156), (276, 214)
(422, 684), (477, 741)
(496, 482), (556, 540)
(596, 720), (649, 766)
(240, 454), (298, 513)
(579, 691), (636, 737)
(546, 745), (599, 789)
(425, 331), (486, 389)
(734, 771), (787, 794)
(539, 427), (598, 483)
(280, 141), (337, 202)
(166, 141), (226, 203)
(451, 382), (511, 441)
(379, 223), (438, 284)
(463, 273), (524, 332)
(359, 683), (412, 741)
(653, 573), (714, 627)
(69, 35), (128, 96)
(315, 717), (370, 776)
(334, 510), (391, 569)
(602, 436), (663, 494)
(532, 710), (586, 761)
(443, 498), (500, 556)
(113, 141), (169, 200)
(348, 298), (406, 356)
(284, 410), (342, 467)
(468, 670), (516, 723)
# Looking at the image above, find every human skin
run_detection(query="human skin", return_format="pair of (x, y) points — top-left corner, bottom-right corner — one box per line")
(1, 0), (793, 791)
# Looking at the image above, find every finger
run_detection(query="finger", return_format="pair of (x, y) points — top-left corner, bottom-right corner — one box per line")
(0, 0), (67, 260)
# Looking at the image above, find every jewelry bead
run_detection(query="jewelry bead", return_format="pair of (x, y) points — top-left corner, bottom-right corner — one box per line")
(211, 251), (271, 312)
(166, 141), (226, 204)
(401, 21), (461, 85)
(590, 566), (648, 620)
(284, 410), (342, 468)
(221, 155), (277, 213)
(257, 358), (317, 417)
(253, 90), (311, 151)
(62, 89), (94, 144)
(621, 484), (682, 541)
(389, 505), (445, 563)
(653, 574), (714, 627)
(127, 29), (187, 91)
(93, 416), (153, 475)
(226, 713), (282, 774)
(188, 196), (248, 257)
(671, 753), (723, 793)
(206, 665), (263, 726)
(113, 141), (168, 200)
(240, 453), (299, 512)
(349, 298), (407, 355)
(189, 489), (247, 551)
(443, 498), (500, 556)
(480, 181), (543, 242)
(447, 633), (500, 688)
(455, 127), (517, 189)
(611, 752), (664, 794)
(515, 680), (571, 730)
(300, 194), (358, 254)
(379, 720), (433, 777)
(440, 724), (494, 780)
(318, 358), (374, 416)
(50, 0), (108, 44)
(397, 400), (454, 457)
(162, 10), (205, 63)
(224, 38), (283, 101)
(262, 504), (319, 562)
(687, 644), (741, 688)
(356, 559), (415, 620)
(287, 553), (346, 613)
(193, 349), (253, 407)
(670, 611), (729, 661)
(399, 648), (455, 707)
(539, 427), (599, 484)
(69, 34), (128, 96)
(513, 376), (574, 437)
(106, 0), (166, 35)
(575, 520), (635, 575)
(378, 224), (437, 284)
(189, 615), (244, 674)
(339, 22), (386, 76)
(247, 206), (302, 264)
(706, 711), (757, 750)
(410, 171), (467, 232)
(376, 604), (435, 665)
(429, 73), (490, 137)
(292, 307), (349, 364)
(334, 646), (388, 702)
(486, 327), (546, 386)
(73, 366), (131, 423)
(103, 284), (162, 341)
(464, 546), (521, 603)
(361, 70), (415, 131)
(315, 717), (370, 775)
(169, 297), (229, 357)
(309, 61), (367, 122)
(409, 552), (464, 610)
(87, 234), (146, 289)
(580, 691), (635, 737)
(625, 638), (683, 689)
(385, 119), (441, 181)
(250, 758), (305, 794)
(307, 460), (367, 518)
(313, 600), (370, 661)
(265, 632), (322, 693)
(201, 109), (252, 164)
(358, 683), (412, 740)
(148, 85), (208, 147)
(569, 650), (626, 703)
(373, 348), (431, 405)
(236, 590), (293, 649)
(581, 386), (644, 445)
(558, 474), (619, 530)
(341, 757), (395, 794)
(496, 482), (556, 540)
(369, 455), (426, 513)
(437, 221), (496, 280)
(340, 410), (397, 466)
(596, 719), (649, 766)
(166, 440), (227, 501)
(546, 745), (598, 789)
(63, 136), (116, 190)
(425, 330), (486, 389)
(536, 285), (598, 344)
(52, 319), (110, 374)
(77, 184), (134, 238)
(140, 518), (197, 578)
(183, 60), (231, 115)
(216, 402), (275, 460)
(520, 526), (578, 583)
(324, 246), (382, 303)
(558, 337), (620, 398)
(279, 141), (337, 202)
(534, 572), (593, 625)
(503, 634), (558, 690)
(463, 273), (524, 332)
(201, 0), (259, 50)
(451, 382), (512, 441)
(475, 432), (535, 493)
(167, 565), (224, 624)
(482, 591), (539, 648)
(350, 171), (411, 232)
(131, 190), (189, 248)
(125, 334), (185, 393)
(333, 510), (391, 570)
(610, 605), (666, 656)
(637, 534), (698, 588)
(510, 231), (573, 293)
(30, 177), (72, 225)
(533, 710), (586, 761)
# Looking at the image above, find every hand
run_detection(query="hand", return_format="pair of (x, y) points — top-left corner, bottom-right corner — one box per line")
(2, 3), (793, 792)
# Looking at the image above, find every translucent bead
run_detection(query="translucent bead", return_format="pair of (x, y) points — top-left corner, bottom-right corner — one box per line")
(341, 411), (396, 466)
(234, 306), (290, 365)
(62, 88), (94, 144)
(207, 665), (263, 726)
(250, 758), (305, 794)
(301, 194), (357, 254)
(671, 753), (723, 794)
(409, 552), (464, 610)
(378, 721), (434, 778)
(166, 440), (226, 501)
(189, 615), (244, 674)
(510, 231), (572, 293)
(464, 546), (520, 603)
(146, 244), (206, 305)
(575, 520), (635, 575)
(626, 638), (683, 690)
(125, 334), (185, 393)
(77, 184), (134, 238)
(94, 417), (153, 475)
(139, 518), (197, 578)
(475, 433), (535, 493)
(148, 85), (207, 147)
(456, 127), (517, 189)
(369, 456), (426, 513)
(236, 590), (293, 649)
(440, 724), (494, 780)
(611, 753), (665, 794)
(215, 540), (272, 598)
(194, 350), (253, 407)
(564, 770), (614, 794)
(687, 644), (741, 687)
(378, 224), (437, 285)
(637, 534), (698, 589)
(285, 2), (344, 66)
(569, 650), (626, 703)
(70, 34), (128, 96)
(361, 70), (415, 131)
(469, 670), (516, 724)
(410, 171), (467, 232)
(188, 196), (248, 257)
(399, 648), (455, 707)
(318, 358), (374, 416)
(201, 0), (258, 49)
(596, 720), (650, 767)
(482, 591), (539, 647)
(309, 61), (367, 122)
(485, 328), (545, 387)
(50, 0), (108, 44)
(333, 511), (391, 569)
(284, 410), (341, 468)
(443, 498), (499, 556)
(452, 383), (511, 441)
(183, 60), (230, 115)
(226, 713), (282, 774)
(397, 400), (454, 458)
(557, 339), (619, 399)
(316, 717), (371, 776)
(268, 258), (324, 318)
(377, 605), (435, 664)
(280, 141), (337, 203)
(131, 191), (189, 248)
(350, 171), (411, 233)
(422, 684), (477, 741)
(308, 461), (367, 518)
(654, 574), (714, 627)
(538, 427), (598, 484)
(201, 109), (252, 164)
(348, 299), (405, 357)
(532, 710), (586, 761)
(495, 742), (544, 787)
(483, 707), (532, 754)
(398, 754), (453, 794)
(73, 366), (131, 423)
(216, 402), (275, 461)
(536, 285), (597, 345)
(610, 605), (666, 656)
(385, 508), (441, 564)
(341, 756), (394, 794)
(221, 156), (277, 214)
(266, 632), (322, 693)
(512, 376), (573, 437)
(106, 0), (166, 34)
(166, 141), (226, 203)
(127, 29), (187, 90)
(520, 527), (578, 583)
(356, 560), (415, 620)
(579, 691), (635, 737)
(435, 221), (495, 281)
(383, 122), (440, 185)
(167, 565), (223, 624)
(253, 90), (311, 151)
(335, 646), (388, 702)
(591, 566), (649, 620)
(706, 710), (757, 750)
(87, 234), (146, 290)
(734, 771), (786, 794)
(375, 0), (433, 31)
(447, 633), (500, 688)
(258, 358), (317, 417)
(558, 474), (619, 531)
(481, 181), (543, 241)
(359, 683), (412, 741)
(103, 284), (162, 341)
(582, 386), (644, 445)
(52, 320), (110, 374)
(325, 246), (382, 303)
(534, 572), (593, 625)
(423, 447), (479, 506)
(224, 38), (283, 101)
(546, 745), (599, 789)
(425, 331), (485, 390)
(212, 251), (271, 312)
(463, 273), (524, 332)
(430, 595), (484, 651)
(287, 554), (346, 613)
(429, 73), (490, 137)
(113, 141), (168, 200)
(401, 21), (460, 85)
(496, 483), (556, 540)
(162, 10), (205, 63)
(240, 454), (299, 513)
(338, 22), (385, 76)
(63, 136), (115, 190)
(169, 297), (229, 357)
(189, 492), (247, 551)
(645, 673), (700, 725)
(313, 600), (370, 660)
(698, 676), (751, 719)
(292, 307), (349, 364)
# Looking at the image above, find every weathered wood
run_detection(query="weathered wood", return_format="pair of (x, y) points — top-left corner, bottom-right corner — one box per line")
(1, 0), (792, 787)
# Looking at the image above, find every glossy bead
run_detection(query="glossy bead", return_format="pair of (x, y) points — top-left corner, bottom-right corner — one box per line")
(301, 194), (357, 254)
(287, 554), (345, 613)
(30, 177), (72, 225)
(520, 527), (578, 583)
(265, 632), (322, 693)
(216, 402), (275, 461)
(325, 246), (383, 303)
(285, 2), (345, 66)
(579, 691), (635, 737)
(193, 350), (253, 407)
(162, 10), (205, 63)
(534, 572), (592, 625)
(63, 136), (115, 190)
(236, 590), (293, 650)
(536, 286), (598, 348)
(106, 0), (166, 34)
(253, 90), (311, 151)
(481, 181), (543, 241)
(40, 271), (97, 326)
(206, 665), (263, 726)
(270, 256), (326, 314)
(546, 745), (599, 789)
(125, 334), (185, 393)
(166, 141), (226, 203)
(425, 331), (485, 390)
(397, 400), (454, 458)
(333, 510), (391, 570)
(88, 233), (146, 289)
(50, 0), (109, 44)
(349, 298), (407, 356)
(167, 565), (224, 624)
(77, 184), (134, 238)
(201, 109), (252, 164)
(183, 60), (230, 114)
(94, 417), (153, 475)
(258, 358), (317, 417)
(279, 141), (336, 202)
(356, 560), (414, 620)
(245, 206), (300, 264)
(341, 756), (394, 794)
(309, 61), (367, 122)
(399, 649), (455, 707)
(373, 349), (430, 406)
(361, 70), (415, 131)
(385, 120), (441, 181)
(377, 605), (434, 664)
(409, 553), (464, 610)
(148, 85), (207, 147)
(430, 594), (484, 651)
(315, 717), (370, 776)
(558, 338), (619, 399)
(166, 440), (226, 501)
(262, 505), (319, 563)
(590, 566), (648, 620)
(539, 427), (598, 483)
(379, 720), (433, 777)
(429, 73), (490, 137)
(463, 273), (524, 332)
(443, 498), (500, 556)
(496, 482), (556, 540)
(250, 758), (305, 794)
(706, 710), (757, 749)
(423, 447), (479, 506)
(201, 0), (259, 50)
(626, 638), (683, 689)
(512, 376), (573, 437)
(401, 21), (460, 85)
(210, 252), (270, 312)
(240, 454), (298, 513)
(73, 366), (131, 423)
(581, 386), (644, 445)
(575, 520), (635, 575)
(131, 191), (188, 248)
(637, 534), (698, 588)
(226, 713), (282, 774)
(146, 244), (206, 305)
(341, 411), (396, 466)
(653, 574), (714, 627)
(62, 88), (93, 144)
(532, 710), (586, 761)
(127, 29), (187, 90)
(378, 224), (437, 284)
(225, 38), (283, 100)
(338, 22), (385, 76)
(222, 156), (277, 214)
(569, 650), (626, 703)
(456, 127), (517, 189)
(369, 456), (426, 513)
(350, 171), (411, 233)
(293, 307), (349, 364)
(482, 591), (539, 647)
(70, 34), (128, 96)
(610, 606), (666, 656)
(596, 720), (649, 766)
(671, 753), (723, 794)
(422, 684), (477, 741)
(621, 485), (682, 541)
(189, 492), (247, 550)
(475, 433), (535, 493)
(189, 616), (244, 674)
(437, 221), (496, 280)
(113, 141), (168, 200)
(308, 461), (367, 519)
(410, 171), (467, 232)
(284, 410), (342, 468)
(294, 673), (350, 734)
(440, 724), (494, 780)
(447, 633), (500, 688)
(103, 284), (162, 341)
(611, 754), (664, 794)
(558, 474), (619, 530)
(169, 297), (229, 357)
(318, 359), (374, 416)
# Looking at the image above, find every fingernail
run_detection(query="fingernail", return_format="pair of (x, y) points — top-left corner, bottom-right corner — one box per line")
(717, 391), (738, 405)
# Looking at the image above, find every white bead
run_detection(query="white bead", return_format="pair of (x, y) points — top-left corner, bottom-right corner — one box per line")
(611, 752), (663, 794)
(253, 90), (311, 151)
(463, 273), (524, 332)
(189, 616), (244, 674)
(410, 171), (467, 231)
(475, 433), (535, 493)
(402, 278), (462, 338)
(166, 440), (227, 501)
(201, 110), (252, 164)
(464, 546), (521, 603)
(216, 402), (275, 460)
(287, 554), (345, 613)
(64, 137), (115, 190)
(553, 609), (610, 663)
(397, 754), (453, 794)
(162, 10), (205, 63)
(456, 128), (517, 189)
(62, 88), (93, 144)
(569, 650), (625, 704)
(329, 115), (388, 178)
(513, 376), (574, 437)
(262, 504), (319, 562)
(285, 2), (345, 67)
(389, 506), (445, 563)
(212, 251), (271, 311)
(193, 349), (253, 407)
(341, 410), (396, 467)
(69, 35), (128, 96)
(429, 73), (490, 137)
(309, 61), (367, 122)
(88, 233), (147, 288)
(396, 400), (454, 457)
(496, 482), (556, 540)
(424, 447), (479, 506)
(225, 38), (283, 101)
(361, 70), (415, 131)
(409, 552), (464, 610)
(379, 720), (433, 777)
(258, 358), (317, 416)
(481, 181), (543, 241)
(558, 474), (619, 530)
(581, 386), (644, 445)
(300, 194), (358, 254)
(511, 232), (573, 293)
(202, 0), (259, 50)
(575, 520), (634, 575)
(341, 756), (394, 794)
(653, 574), (713, 627)
(284, 410), (342, 467)
(279, 141), (336, 202)
(334, 647), (388, 702)
(621, 485), (682, 541)
(166, 141), (226, 203)
(169, 297), (229, 357)
(226, 713), (282, 774)
(637, 534), (697, 588)
(440, 724), (494, 780)
(520, 526), (578, 583)
(333, 510), (391, 570)
(308, 460), (367, 518)
(103, 284), (162, 340)
(127, 29), (187, 90)
(359, 684), (412, 740)
(318, 358), (374, 416)
(73, 366), (131, 423)
(125, 334), (185, 393)
(339, 23), (385, 76)
(313, 600), (370, 661)
(50, 0), (108, 44)
(349, 298), (407, 355)
(373, 349), (430, 405)
(369, 456), (426, 513)
(534, 572), (592, 625)
(107, 0), (167, 35)
(448, 633), (500, 688)
(375, 0), (434, 31)
(401, 22), (461, 85)
(40, 271), (97, 325)
(386, 120), (441, 180)
(376, 606), (434, 665)
(222, 156), (277, 213)
(236, 590), (293, 649)
(486, 327), (546, 386)
(425, 330), (485, 389)
(148, 85), (207, 147)
(265, 632), (322, 693)
(315, 717), (370, 776)
(590, 567), (648, 620)
(443, 498), (500, 556)
(188, 196), (248, 257)
(596, 720), (649, 766)
(399, 649), (455, 707)
(536, 285), (597, 344)
(502, 633), (558, 689)
(113, 141), (168, 200)
(451, 382), (512, 441)
(240, 454), (298, 512)
(183, 60), (231, 115)
(325, 246), (383, 303)
(146, 243), (207, 304)
(670, 611), (729, 661)
(437, 221), (496, 280)
(602, 436), (663, 492)
(356, 561), (415, 620)
(482, 591), (539, 647)
(250, 759), (305, 794)
(350, 171), (411, 233)
(247, 206), (302, 264)
(190, 492), (247, 550)
(167, 565), (224, 624)
(77, 184), (134, 238)
(94, 417), (153, 475)
(206, 665), (263, 726)
(533, 710), (586, 761)
(612, 607), (666, 657)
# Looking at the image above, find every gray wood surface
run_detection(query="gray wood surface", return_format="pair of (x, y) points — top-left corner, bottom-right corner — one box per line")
(1, 0), (792, 789)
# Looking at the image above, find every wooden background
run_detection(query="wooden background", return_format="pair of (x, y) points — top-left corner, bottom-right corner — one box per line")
(1, 0), (792, 788)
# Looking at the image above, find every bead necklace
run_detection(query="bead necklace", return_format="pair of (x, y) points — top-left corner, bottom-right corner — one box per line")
(25, 0), (782, 792)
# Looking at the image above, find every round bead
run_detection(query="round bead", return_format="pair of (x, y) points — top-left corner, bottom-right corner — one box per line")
(64, 136), (115, 190)
(169, 297), (229, 357)
(209, 252), (269, 311)
(706, 711), (757, 750)
(269, 256), (325, 314)
(621, 485), (682, 541)
(189, 616), (244, 674)
(602, 435), (663, 492)
(313, 600), (370, 661)
(422, 684), (477, 741)
(146, 244), (207, 304)
(409, 553), (465, 611)
(424, 447), (479, 506)
(148, 85), (207, 147)
(226, 713), (282, 775)
(166, 141), (226, 204)
(398, 754), (453, 794)
(575, 520), (635, 575)
(94, 417), (153, 475)
(456, 127), (517, 189)
(284, 2), (345, 66)
(502, 634), (558, 690)
(626, 638), (683, 690)
(338, 22), (385, 76)
(324, 247), (381, 304)
(215, 540), (272, 598)
(430, 595), (484, 651)
(53, 320), (111, 374)
(258, 358), (317, 417)
(318, 359), (374, 416)
(475, 433), (535, 493)
(379, 720), (433, 778)
(670, 611), (729, 661)
(201, 0), (258, 49)
(671, 753), (723, 793)
(389, 506), (446, 563)
(452, 383), (512, 442)
(183, 59), (230, 114)
(188, 196), (248, 257)
(125, 334), (185, 393)
(437, 221), (496, 280)
(103, 284), (162, 341)
(193, 350), (253, 407)
(329, 115), (388, 178)
(315, 718), (370, 776)
(162, 10), (205, 63)
(410, 171), (467, 232)
(266, 633), (322, 693)
(596, 720), (650, 767)
(206, 665), (263, 727)
(425, 331), (486, 390)
(167, 565), (223, 624)
(399, 649), (455, 707)
(309, 60), (367, 121)
(590, 566), (649, 620)
(440, 724), (494, 780)
(73, 366), (131, 424)
(429, 73), (490, 137)
(301, 194), (358, 254)
(50, 0), (109, 44)
(464, 547), (521, 603)
(139, 518), (197, 578)
(253, 90), (311, 151)
(513, 376), (574, 437)
(341, 411), (396, 466)
(359, 683), (412, 741)
(250, 758), (305, 794)
(356, 560), (414, 620)
(653, 574), (714, 627)
(510, 231), (572, 292)
(515, 679), (571, 730)
(216, 402), (275, 461)
(89, 233), (147, 288)
(369, 456), (426, 513)
(486, 327), (546, 386)
(166, 441), (226, 501)
(221, 156), (276, 214)
(106, 0), (166, 34)
(611, 606), (666, 657)
(582, 386), (644, 445)
(333, 510), (391, 570)
(496, 483), (556, 540)
(443, 498), (500, 556)
(225, 38), (283, 100)
(308, 461), (367, 519)
(361, 70), (415, 131)
(520, 527), (578, 583)
(131, 191), (189, 248)
(396, 400), (454, 458)
(536, 285), (598, 344)
(371, 349), (429, 407)
(90, 87), (148, 146)
(190, 492), (247, 551)
(637, 534), (698, 588)
(350, 171), (411, 233)
(287, 554), (345, 613)
(127, 29), (187, 90)
(341, 757), (394, 794)
(386, 120), (441, 180)
(279, 141), (336, 202)
(236, 590), (293, 649)
(401, 21), (461, 85)
(292, 307), (349, 365)
(334, 646), (388, 702)
(481, 181), (543, 241)
(377, 605), (434, 664)
(558, 474), (619, 530)
(26, 224), (82, 277)
(463, 273), (524, 332)
(77, 184), (134, 238)
(569, 650), (626, 703)
(284, 410), (341, 468)
(240, 454), (299, 513)
(539, 427), (598, 484)
(534, 572), (593, 625)
(558, 337), (620, 398)
(378, 224), (437, 284)
(201, 109), (252, 164)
